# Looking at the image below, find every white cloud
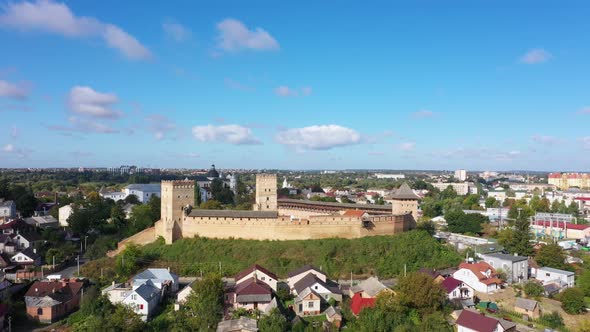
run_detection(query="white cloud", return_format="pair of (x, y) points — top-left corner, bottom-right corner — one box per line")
(1, 143), (32, 158)
(0, 0), (151, 60)
(276, 125), (361, 150)
(162, 22), (190, 42)
(274, 86), (312, 97)
(411, 110), (435, 118)
(520, 48), (552, 64)
(2, 144), (14, 152)
(0, 79), (30, 99)
(398, 142), (416, 151)
(531, 135), (565, 146)
(224, 78), (254, 92)
(67, 86), (121, 119)
(192, 124), (261, 145)
(48, 116), (118, 134)
(146, 114), (176, 140)
(579, 137), (590, 149)
(216, 18), (279, 52)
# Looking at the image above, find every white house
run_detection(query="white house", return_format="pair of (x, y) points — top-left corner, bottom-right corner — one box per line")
(453, 262), (502, 294)
(174, 282), (195, 311)
(292, 273), (342, 302)
(58, 205), (74, 227)
(293, 287), (322, 316)
(133, 268), (179, 293)
(478, 253), (528, 284)
(13, 232), (43, 250)
(124, 184), (161, 203)
(235, 265), (278, 291)
(287, 265), (327, 291)
(532, 267), (575, 288)
(0, 200), (16, 219)
(100, 191), (127, 201)
(441, 277), (474, 301)
(10, 248), (41, 266)
(123, 281), (161, 321)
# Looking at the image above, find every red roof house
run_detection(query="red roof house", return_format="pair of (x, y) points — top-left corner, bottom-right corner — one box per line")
(350, 292), (376, 316)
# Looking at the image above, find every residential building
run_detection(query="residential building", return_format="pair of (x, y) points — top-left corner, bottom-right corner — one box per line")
(124, 184), (161, 203)
(514, 298), (540, 319)
(24, 215), (58, 228)
(441, 277), (474, 301)
(133, 268), (179, 293)
(123, 281), (161, 321)
(325, 306), (342, 328)
(531, 220), (590, 240)
(25, 280), (83, 323)
(58, 204), (74, 227)
(229, 278), (273, 312)
(532, 267), (575, 288)
(456, 309), (516, 332)
(292, 272), (342, 302)
(175, 281), (195, 310)
(374, 173), (405, 180)
(432, 182), (469, 196)
(349, 277), (389, 298)
(216, 317), (258, 332)
(548, 172), (590, 190)
(478, 253), (528, 283)
(287, 265), (327, 291)
(350, 292), (376, 316)
(293, 287), (322, 316)
(0, 200), (16, 219)
(453, 262), (502, 293)
(13, 232), (44, 249)
(455, 169), (467, 181)
(235, 265), (278, 291)
(11, 248), (41, 266)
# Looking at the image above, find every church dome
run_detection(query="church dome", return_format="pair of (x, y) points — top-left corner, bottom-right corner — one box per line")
(207, 164), (219, 178)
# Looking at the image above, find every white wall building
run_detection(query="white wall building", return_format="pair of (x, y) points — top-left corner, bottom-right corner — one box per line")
(452, 262), (502, 293)
(532, 267), (575, 288)
(455, 169), (467, 181)
(58, 205), (74, 227)
(432, 182), (469, 195)
(374, 173), (405, 180)
(0, 200), (16, 219)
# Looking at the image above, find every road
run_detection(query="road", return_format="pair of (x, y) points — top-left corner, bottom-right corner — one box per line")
(51, 258), (87, 279)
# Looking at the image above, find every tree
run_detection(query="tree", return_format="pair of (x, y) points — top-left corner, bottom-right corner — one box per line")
(536, 243), (567, 270)
(419, 312), (453, 332)
(416, 221), (436, 236)
(485, 197), (499, 208)
(539, 311), (564, 329)
(200, 200), (223, 210)
(560, 287), (586, 314)
(195, 183), (202, 207)
(440, 186), (458, 200)
(128, 205), (156, 234)
(498, 215), (533, 256)
(395, 272), (446, 314)
(124, 194), (140, 205)
(147, 195), (161, 222)
(180, 275), (224, 331)
(445, 209), (487, 234)
(524, 281), (544, 297)
(258, 308), (288, 332)
(116, 245), (142, 277)
(46, 248), (64, 265)
(110, 205), (126, 230)
(578, 270), (590, 296)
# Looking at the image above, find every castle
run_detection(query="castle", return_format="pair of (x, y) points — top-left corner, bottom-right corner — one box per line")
(116, 174), (419, 250)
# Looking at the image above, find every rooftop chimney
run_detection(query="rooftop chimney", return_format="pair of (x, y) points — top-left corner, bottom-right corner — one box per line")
(33, 248), (36, 254)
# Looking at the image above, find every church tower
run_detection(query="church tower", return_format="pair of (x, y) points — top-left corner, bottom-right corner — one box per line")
(391, 182), (420, 221)
(160, 180), (194, 244)
(253, 174), (277, 211)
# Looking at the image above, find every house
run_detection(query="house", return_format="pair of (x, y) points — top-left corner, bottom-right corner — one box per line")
(293, 287), (322, 316)
(418, 268), (445, 283)
(325, 306), (342, 328)
(0, 200), (16, 219)
(532, 267), (575, 288)
(349, 277), (389, 298)
(514, 298), (540, 319)
(11, 248), (42, 266)
(350, 292), (376, 316)
(0, 234), (15, 253)
(216, 317), (258, 332)
(456, 309), (516, 332)
(0, 218), (33, 235)
(124, 184), (161, 203)
(24, 215), (58, 228)
(25, 280), (83, 323)
(235, 264), (278, 291)
(133, 268), (179, 293)
(230, 278), (273, 312)
(453, 262), (502, 293)
(102, 280), (161, 321)
(292, 272), (342, 302)
(13, 232), (44, 249)
(287, 265), (327, 290)
(58, 205), (74, 227)
(0, 278), (13, 299)
(175, 281), (195, 310)
(478, 253), (529, 283)
(441, 277), (474, 301)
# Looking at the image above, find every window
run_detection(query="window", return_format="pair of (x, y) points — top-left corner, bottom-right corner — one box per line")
(261, 276), (265, 281)
(132, 294), (137, 300)
(308, 302), (314, 308)
(139, 304), (144, 310)
(37, 308), (43, 315)
(546, 273), (550, 277)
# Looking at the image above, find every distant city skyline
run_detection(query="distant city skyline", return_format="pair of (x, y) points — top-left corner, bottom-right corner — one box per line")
(0, 1), (589, 170)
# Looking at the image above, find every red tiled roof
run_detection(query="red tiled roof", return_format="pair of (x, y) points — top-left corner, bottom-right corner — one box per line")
(235, 264), (278, 282)
(25, 281), (83, 304)
(456, 310), (499, 332)
(441, 277), (462, 294)
(350, 292), (376, 316)
(548, 173), (562, 179)
(235, 279), (272, 296)
(342, 210), (367, 218)
(533, 220), (590, 231)
(458, 262), (501, 285)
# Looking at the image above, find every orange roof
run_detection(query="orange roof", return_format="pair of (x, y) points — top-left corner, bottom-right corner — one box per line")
(342, 210), (367, 218)
(458, 262), (500, 283)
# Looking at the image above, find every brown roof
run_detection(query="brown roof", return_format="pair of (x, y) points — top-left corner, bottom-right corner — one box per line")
(390, 183), (420, 200)
(342, 210), (367, 218)
(25, 281), (83, 303)
(188, 210), (278, 219)
(287, 265), (326, 278)
(456, 310), (499, 332)
(235, 279), (272, 296)
(235, 264), (278, 282)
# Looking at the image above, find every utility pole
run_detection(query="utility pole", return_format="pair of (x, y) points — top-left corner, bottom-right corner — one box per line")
(52, 256), (55, 270)
(84, 236), (88, 252)
(77, 255), (80, 276)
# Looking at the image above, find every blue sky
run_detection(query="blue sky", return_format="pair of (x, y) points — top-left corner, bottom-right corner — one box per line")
(0, 0), (589, 171)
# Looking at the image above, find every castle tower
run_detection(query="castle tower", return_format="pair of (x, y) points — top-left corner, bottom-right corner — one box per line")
(391, 182), (420, 221)
(253, 174), (277, 211)
(160, 180), (195, 244)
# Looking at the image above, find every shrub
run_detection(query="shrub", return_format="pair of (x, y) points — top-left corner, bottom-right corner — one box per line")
(560, 287), (586, 314)
(524, 281), (544, 297)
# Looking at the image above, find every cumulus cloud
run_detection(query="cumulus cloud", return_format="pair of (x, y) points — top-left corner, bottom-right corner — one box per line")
(276, 125), (361, 150)
(0, 79), (30, 99)
(67, 86), (121, 119)
(48, 116), (118, 134)
(0, 0), (151, 60)
(162, 22), (191, 42)
(146, 114), (176, 140)
(192, 124), (261, 145)
(216, 18), (279, 52)
(274, 86), (312, 97)
(411, 110), (436, 118)
(2, 143), (32, 158)
(531, 135), (565, 146)
(520, 48), (552, 64)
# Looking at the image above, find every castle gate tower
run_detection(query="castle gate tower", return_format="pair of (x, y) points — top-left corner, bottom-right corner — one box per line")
(253, 174), (277, 211)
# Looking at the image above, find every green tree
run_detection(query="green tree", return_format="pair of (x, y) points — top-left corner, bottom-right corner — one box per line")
(258, 308), (288, 332)
(200, 200), (223, 210)
(539, 311), (564, 329)
(110, 204), (126, 230)
(536, 243), (567, 270)
(115, 244), (142, 277)
(180, 275), (224, 331)
(46, 248), (64, 265)
(147, 195), (161, 222)
(128, 205), (156, 234)
(440, 185), (458, 200)
(124, 194), (140, 205)
(485, 197), (499, 208)
(524, 281), (544, 297)
(445, 209), (487, 234)
(419, 312), (453, 332)
(560, 287), (586, 314)
(578, 270), (590, 296)
(396, 272), (446, 314)
(498, 216), (533, 256)
(416, 221), (436, 236)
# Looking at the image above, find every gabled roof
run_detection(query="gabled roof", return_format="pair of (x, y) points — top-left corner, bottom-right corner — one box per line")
(342, 210), (367, 218)
(455, 309), (499, 332)
(537, 266), (575, 276)
(16, 248), (41, 261)
(25, 281), (83, 307)
(481, 252), (528, 262)
(132, 283), (160, 302)
(418, 268), (441, 279)
(235, 264), (277, 282)
(390, 183), (419, 200)
(16, 232), (43, 242)
(350, 292), (376, 316)
(349, 277), (387, 297)
(325, 306), (341, 318)
(295, 287), (322, 303)
(216, 317), (258, 332)
(441, 277), (463, 294)
(133, 268), (178, 283)
(515, 298), (538, 311)
(287, 265), (325, 278)
(125, 184), (161, 192)
(235, 279), (272, 296)
(458, 262), (502, 285)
